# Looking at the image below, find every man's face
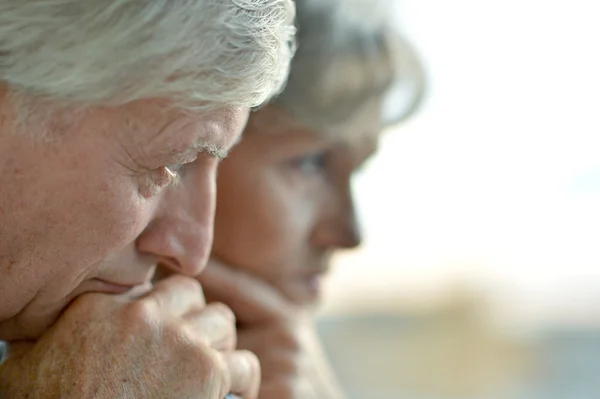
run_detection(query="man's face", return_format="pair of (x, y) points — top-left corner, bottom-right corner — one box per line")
(0, 89), (247, 340)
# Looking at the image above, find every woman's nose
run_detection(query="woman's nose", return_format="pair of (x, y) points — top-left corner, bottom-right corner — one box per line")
(327, 210), (362, 249)
(312, 190), (363, 250)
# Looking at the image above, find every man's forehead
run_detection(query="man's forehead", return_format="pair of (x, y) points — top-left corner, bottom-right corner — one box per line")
(199, 106), (248, 156)
(140, 105), (248, 158)
(196, 105), (248, 142)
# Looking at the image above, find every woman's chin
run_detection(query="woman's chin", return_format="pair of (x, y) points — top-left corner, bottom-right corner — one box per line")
(284, 274), (324, 306)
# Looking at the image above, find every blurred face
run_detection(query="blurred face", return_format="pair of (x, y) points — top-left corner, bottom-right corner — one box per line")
(0, 88), (247, 341)
(212, 102), (382, 305)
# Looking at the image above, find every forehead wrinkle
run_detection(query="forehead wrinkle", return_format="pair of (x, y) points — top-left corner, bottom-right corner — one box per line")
(150, 116), (229, 159)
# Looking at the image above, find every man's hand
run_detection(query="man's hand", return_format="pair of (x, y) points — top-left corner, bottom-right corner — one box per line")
(200, 260), (345, 399)
(0, 275), (260, 399)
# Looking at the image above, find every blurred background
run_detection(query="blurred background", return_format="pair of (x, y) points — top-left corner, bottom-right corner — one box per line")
(315, 0), (600, 398)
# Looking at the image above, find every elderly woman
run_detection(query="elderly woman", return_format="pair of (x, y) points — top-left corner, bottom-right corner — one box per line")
(0, 1), (294, 398)
(199, 0), (425, 397)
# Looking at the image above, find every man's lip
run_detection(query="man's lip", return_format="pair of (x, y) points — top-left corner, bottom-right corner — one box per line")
(75, 278), (151, 296)
(93, 278), (139, 292)
(66, 279), (153, 308)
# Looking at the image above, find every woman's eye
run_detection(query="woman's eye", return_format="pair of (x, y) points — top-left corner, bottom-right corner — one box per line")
(292, 152), (327, 174)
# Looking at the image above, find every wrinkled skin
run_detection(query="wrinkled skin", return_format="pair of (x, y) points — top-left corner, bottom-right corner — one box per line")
(0, 86), (259, 397)
(1, 276), (259, 398)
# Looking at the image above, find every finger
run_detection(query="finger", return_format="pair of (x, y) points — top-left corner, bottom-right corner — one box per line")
(199, 259), (290, 324)
(236, 325), (299, 358)
(141, 274), (206, 317)
(223, 350), (261, 399)
(185, 303), (237, 351)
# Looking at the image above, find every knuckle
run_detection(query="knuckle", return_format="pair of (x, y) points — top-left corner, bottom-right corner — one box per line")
(161, 320), (186, 343)
(195, 348), (229, 395)
(64, 292), (115, 318)
(121, 300), (156, 327)
(226, 334), (238, 351)
(208, 302), (237, 349)
(164, 338), (229, 395)
(215, 328), (237, 352)
(170, 274), (205, 297)
(207, 302), (236, 324)
(239, 349), (261, 374)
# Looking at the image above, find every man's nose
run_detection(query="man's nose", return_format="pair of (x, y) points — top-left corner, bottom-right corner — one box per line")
(136, 167), (216, 276)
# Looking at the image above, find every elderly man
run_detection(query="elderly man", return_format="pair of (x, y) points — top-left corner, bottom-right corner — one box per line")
(0, 1), (295, 398)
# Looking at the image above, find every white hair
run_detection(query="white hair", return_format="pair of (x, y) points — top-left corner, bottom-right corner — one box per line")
(0, 0), (296, 111)
(273, 0), (424, 132)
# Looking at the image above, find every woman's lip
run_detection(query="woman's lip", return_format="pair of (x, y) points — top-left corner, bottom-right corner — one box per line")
(293, 274), (324, 302)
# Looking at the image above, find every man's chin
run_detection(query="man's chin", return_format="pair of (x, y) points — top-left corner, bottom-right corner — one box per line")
(2, 279), (153, 342)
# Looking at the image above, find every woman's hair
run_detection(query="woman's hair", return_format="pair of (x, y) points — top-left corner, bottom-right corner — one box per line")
(273, 0), (424, 132)
(0, 0), (296, 112)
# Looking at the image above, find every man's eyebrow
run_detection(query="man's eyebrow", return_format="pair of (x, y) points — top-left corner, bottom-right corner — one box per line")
(192, 141), (229, 159)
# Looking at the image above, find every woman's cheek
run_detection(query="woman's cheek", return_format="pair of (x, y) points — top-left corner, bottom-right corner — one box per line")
(258, 189), (316, 266)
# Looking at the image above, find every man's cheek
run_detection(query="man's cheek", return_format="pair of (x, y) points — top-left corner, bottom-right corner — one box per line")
(96, 196), (154, 249)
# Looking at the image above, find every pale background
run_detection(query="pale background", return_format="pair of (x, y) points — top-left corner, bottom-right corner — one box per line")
(316, 1), (600, 398)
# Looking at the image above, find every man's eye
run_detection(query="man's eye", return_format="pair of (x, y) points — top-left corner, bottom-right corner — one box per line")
(139, 164), (186, 199)
(291, 152), (327, 174)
